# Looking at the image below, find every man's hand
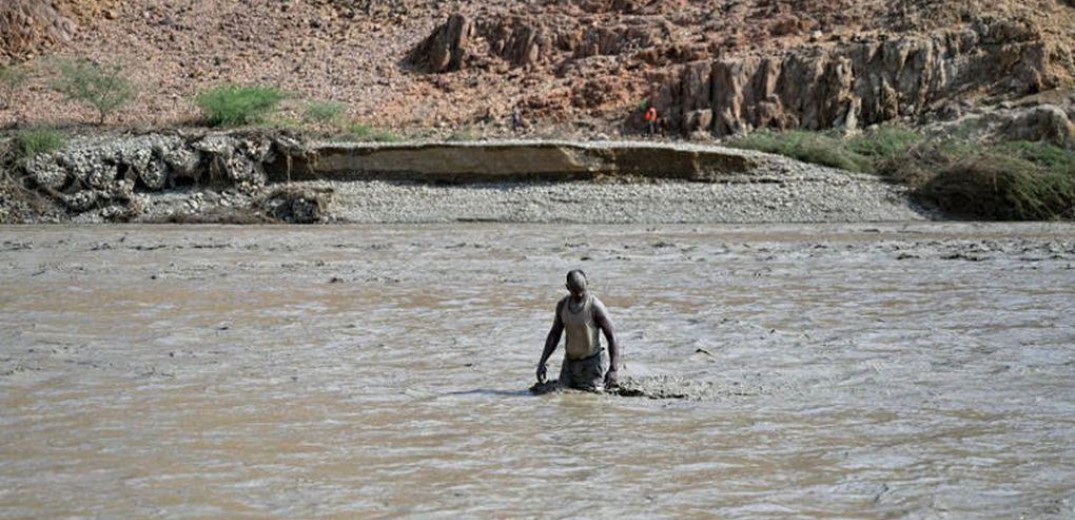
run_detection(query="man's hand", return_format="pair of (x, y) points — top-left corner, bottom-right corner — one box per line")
(604, 367), (619, 389)
(536, 363), (548, 384)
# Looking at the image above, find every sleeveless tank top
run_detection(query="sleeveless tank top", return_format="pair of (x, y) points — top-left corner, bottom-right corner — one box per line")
(561, 294), (603, 359)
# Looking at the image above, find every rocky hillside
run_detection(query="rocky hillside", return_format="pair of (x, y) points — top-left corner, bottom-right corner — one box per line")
(1, 0), (1074, 138)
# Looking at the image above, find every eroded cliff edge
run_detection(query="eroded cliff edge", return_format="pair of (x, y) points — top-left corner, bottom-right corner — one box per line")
(1, 131), (926, 224)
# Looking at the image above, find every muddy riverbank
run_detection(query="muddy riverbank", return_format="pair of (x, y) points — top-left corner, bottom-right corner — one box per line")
(2, 222), (1073, 518)
(2, 133), (929, 224)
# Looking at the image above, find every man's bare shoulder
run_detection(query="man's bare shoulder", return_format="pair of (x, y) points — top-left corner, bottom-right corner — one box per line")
(555, 296), (569, 311)
(591, 295), (613, 320)
(591, 294), (608, 310)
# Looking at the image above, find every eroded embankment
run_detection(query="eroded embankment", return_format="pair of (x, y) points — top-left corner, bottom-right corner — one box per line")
(4, 132), (921, 223)
(285, 141), (759, 183)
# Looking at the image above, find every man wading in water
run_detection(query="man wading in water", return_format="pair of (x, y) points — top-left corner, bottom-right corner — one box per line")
(536, 270), (620, 391)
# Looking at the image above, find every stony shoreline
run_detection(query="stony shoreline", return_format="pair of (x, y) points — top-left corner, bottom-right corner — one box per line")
(2, 131), (931, 224)
(315, 167), (927, 224)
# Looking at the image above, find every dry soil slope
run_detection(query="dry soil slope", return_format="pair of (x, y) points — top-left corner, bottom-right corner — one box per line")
(1, 0), (1073, 136)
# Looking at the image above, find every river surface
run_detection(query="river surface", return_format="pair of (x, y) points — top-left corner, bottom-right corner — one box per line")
(2, 223), (1074, 519)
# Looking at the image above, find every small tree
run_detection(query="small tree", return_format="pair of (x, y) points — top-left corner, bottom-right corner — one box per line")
(0, 64), (28, 110)
(51, 58), (137, 125)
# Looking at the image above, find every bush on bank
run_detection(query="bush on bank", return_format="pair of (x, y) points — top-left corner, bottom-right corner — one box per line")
(15, 128), (67, 161)
(195, 85), (285, 126)
(728, 127), (1074, 221)
(725, 125), (924, 174)
(881, 140), (1075, 220)
(0, 126), (68, 174)
(726, 130), (872, 172)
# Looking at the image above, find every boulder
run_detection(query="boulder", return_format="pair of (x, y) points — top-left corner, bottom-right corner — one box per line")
(24, 155), (69, 191)
(997, 104), (1074, 148)
(406, 13), (473, 73)
(18, 132), (275, 218)
(261, 187), (328, 224)
(683, 109), (713, 133)
(161, 146), (201, 186)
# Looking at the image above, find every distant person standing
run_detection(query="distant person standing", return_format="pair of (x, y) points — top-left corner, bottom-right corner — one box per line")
(512, 106), (523, 133)
(536, 270), (620, 391)
(644, 104), (658, 135)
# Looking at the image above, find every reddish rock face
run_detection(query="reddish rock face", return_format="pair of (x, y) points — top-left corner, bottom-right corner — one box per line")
(400, 0), (1074, 137)
(0, 1), (76, 62)
(1, 0), (1073, 137)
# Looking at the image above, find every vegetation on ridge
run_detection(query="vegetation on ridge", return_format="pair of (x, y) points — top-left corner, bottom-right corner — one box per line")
(303, 100), (347, 126)
(729, 127), (1075, 221)
(14, 128), (67, 162)
(725, 126), (924, 174)
(882, 139), (1075, 220)
(195, 85), (286, 127)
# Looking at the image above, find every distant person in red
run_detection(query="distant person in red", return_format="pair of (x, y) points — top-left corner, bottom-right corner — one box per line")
(644, 104), (658, 135)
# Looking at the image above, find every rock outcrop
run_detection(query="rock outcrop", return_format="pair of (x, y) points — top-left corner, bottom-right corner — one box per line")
(0, 1), (75, 63)
(405, 14), (473, 73)
(660, 18), (1061, 136)
(5, 0), (1075, 142)
(403, 1), (1074, 138)
(995, 104), (1075, 148)
(20, 132), (286, 220)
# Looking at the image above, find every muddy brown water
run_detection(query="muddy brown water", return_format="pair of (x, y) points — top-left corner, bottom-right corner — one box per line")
(2, 223), (1074, 519)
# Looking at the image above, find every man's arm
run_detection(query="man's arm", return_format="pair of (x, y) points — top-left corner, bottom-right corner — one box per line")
(594, 302), (619, 387)
(536, 300), (565, 383)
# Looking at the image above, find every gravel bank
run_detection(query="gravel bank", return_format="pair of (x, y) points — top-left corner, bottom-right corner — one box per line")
(311, 151), (929, 223)
(135, 153), (929, 224)
(12, 136), (931, 224)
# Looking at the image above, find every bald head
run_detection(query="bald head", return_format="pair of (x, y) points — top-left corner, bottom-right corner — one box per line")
(566, 269), (588, 296)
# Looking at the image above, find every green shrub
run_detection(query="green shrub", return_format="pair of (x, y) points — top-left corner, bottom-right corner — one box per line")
(16, 128), (67, 160)
(726, 130), (873, 172)
(998, 140), (1075, 173)
(727, 127), (1074, 220)
(881, 139), (1075, 220)
(194, 85), (285, 126)
(50, 58), (137, 124)
(848, 125), (924, 162)
(303, 100), (347, 125)
(347, 123), (400, 142)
